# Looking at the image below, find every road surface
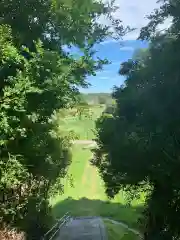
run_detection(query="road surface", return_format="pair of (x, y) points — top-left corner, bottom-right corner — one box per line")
(56, 217), (107, 240)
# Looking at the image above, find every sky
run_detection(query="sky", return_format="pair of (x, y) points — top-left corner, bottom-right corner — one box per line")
(77, 0), (171, 93)
(79, 40), (148, 93)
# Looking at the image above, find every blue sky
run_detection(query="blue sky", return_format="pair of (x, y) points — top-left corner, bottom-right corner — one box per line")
(68, 0), (170, 93)
(79, 0), (171, 93)
(79, 40), (148, 93)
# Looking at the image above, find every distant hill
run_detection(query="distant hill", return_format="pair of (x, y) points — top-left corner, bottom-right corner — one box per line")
(81, 93), (112, 105)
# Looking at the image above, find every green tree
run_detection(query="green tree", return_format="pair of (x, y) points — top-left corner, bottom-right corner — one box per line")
(0, 0), (126, 238)
(94, 1), (180, 239)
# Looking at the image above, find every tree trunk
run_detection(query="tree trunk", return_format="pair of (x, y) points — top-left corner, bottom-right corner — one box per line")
(144, 181), (173, 240)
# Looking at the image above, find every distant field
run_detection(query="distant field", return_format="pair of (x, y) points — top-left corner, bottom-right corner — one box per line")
(51, 145), (143, 229)
(58, 105), (104, 140)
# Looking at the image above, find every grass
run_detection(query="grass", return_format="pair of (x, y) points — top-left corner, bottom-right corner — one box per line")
(51, 145), (143, 229)
(51, 104), (144, 232)
(104, 220), (140, 240)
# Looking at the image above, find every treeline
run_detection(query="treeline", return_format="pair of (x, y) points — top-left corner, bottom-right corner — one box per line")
(94, 1), (180, 239)
(81, 93), (112, 105)
(0, 0), (124, 239)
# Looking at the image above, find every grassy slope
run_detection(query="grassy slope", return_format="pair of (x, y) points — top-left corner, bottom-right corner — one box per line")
(52, 145), (143, 229)
(52, 105), (143, 235)
(104, 220), (140, 240)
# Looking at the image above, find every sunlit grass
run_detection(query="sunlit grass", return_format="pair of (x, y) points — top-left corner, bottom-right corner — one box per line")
(51, 145), (143, 229)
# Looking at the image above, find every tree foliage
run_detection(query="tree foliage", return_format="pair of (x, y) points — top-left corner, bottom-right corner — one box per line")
(0, 0), (125, 238)
(94, 0), (180, 239)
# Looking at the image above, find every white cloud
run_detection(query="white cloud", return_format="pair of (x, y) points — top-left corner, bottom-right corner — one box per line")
(111, 61), (120, 66)
(101, 0), (170, 40)
(96, 70), (112, 75)
(100, 39), (117, 45)
(99, 41), (134, 51)
(114, 0), (158, 39)
(120, 46), (134, 51)
(99, 76), (109, 80)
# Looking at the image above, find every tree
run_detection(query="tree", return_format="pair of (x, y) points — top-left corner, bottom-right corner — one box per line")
(0, 0), (126, 238)
(94, 0), (180, 239)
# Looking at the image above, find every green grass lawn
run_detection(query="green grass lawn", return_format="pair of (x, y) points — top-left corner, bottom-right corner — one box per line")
(51, 145), (143, 230)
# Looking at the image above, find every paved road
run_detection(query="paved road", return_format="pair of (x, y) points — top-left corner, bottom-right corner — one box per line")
(56, 217), (107, 240)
